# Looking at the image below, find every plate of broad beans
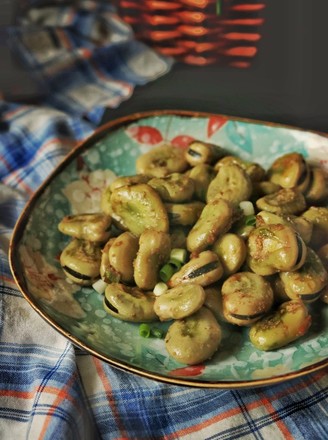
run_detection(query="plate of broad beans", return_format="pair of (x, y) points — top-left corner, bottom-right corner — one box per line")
(10, 110), (328, 388)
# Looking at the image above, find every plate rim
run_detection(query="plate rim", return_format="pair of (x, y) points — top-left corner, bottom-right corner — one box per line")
(9, 109), (328, 388)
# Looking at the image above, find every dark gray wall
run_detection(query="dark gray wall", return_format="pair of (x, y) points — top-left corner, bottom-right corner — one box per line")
(103, 0), (328, 132)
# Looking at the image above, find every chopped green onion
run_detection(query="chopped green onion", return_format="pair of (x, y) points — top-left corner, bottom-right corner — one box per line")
(92, 278), (108, 295)
(168, 258), (182, 271)
(170, 248), (187, 264)
(151, 328), (164, 339)
(159, 258), (182, 282)
(139, 324), (164, 339)
(159, 263), (175, 282)
(139, 323), (151, 338)
(245, 214), (256, 226)
(239, 201), (255, 216)
(153, 282), (168, 296)
(159, 253), (186, 282)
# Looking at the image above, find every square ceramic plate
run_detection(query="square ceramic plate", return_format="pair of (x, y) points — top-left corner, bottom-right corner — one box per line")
(9, 110), (328, 388)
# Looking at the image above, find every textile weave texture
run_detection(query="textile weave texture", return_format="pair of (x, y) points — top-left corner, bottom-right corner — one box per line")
(0, 1), (328, 439)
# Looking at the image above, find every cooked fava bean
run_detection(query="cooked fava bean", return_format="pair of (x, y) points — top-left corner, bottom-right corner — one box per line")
(100, 238), (118, 283)
(136, 144), (188, 177)
(267, 152), (308, 188)
(321, 287), (328, 304)
(60, 239), (101, 286)
(187, 198), (233, 253)
(221, 272), (273, 326)
(154, 283), (205, 321)
(204, 285), (225, 321)
(305, 167), (328, 203)
(296, 164), (312, 193)
(58, 213), (112, 243)
(108, 232), (139, 284)
(317, 243), (328, 266)
(148, 173), (195, 202)
(212, 233), (246, 277)
(104, 283), (157, 322)
(291, 217), (313, 244)
(214, 155), (238, 170)
(256, 210), (313, 244)
(247, 224), (307, 276)
(110, 174), (150, 191)
(279, 247), (328, 302)
(255, 211), (285, 228)
(165, 307), (222, 365)
(245, 162), (266, 182)
(231, 218), (255, 240)
(134, 230), (171, 290)
(207, 164), (252, 205)
(252, 181), (281, 198)
(101, 186), (112, 215)
(256, 188), (306, 215)
(185, 140), (225, 166)
(169, 250), (223, 288)
(110, 183), (169, 236)
(249, 300), (311, 350)
(215, 155), (265, 182)
(269, 275), (290, 304)
(169, 227), (187, 249)
(302, 206), (328, 249)
(317, 243), (328, 303)
(187, 164), (216, 202)
(165, 201), (205, 226)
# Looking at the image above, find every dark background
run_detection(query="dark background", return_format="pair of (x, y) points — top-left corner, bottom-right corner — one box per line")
(1, 1), (327, 132)
(103, 0), (328, 133)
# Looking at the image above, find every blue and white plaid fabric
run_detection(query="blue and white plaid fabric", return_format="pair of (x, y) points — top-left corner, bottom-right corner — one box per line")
(1, 1), (328, 439)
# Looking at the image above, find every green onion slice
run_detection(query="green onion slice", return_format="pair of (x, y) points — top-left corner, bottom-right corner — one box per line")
(245, 214), (256, 226)
(151, 328), (164, 339)
(160, 258), (183, 282)
(139, 323), (151, 338)
(153, 282), (168, 296)
(170, 248), (187, 264)
(159, 263), (175, 282)
(239, 201), (255, 216)
(167, 258), (182, 271)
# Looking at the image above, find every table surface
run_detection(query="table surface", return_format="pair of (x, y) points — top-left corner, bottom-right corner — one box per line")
(103, 0), (328, 133)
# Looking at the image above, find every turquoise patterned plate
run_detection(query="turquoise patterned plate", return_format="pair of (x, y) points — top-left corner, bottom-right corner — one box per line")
(9, 111), (328, 388)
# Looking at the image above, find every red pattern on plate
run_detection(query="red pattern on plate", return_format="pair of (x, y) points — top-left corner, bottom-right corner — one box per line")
(126, 125), (164, 145)
(207, 115), (228, 137)
(170, 134), (195, 148)
(169, 365), (206, 377)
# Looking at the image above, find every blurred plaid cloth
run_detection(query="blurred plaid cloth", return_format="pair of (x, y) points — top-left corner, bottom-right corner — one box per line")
(1, 1), (328, 439)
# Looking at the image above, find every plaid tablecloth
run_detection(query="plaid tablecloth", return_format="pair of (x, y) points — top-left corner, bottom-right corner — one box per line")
(1, 2), (328, 439)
